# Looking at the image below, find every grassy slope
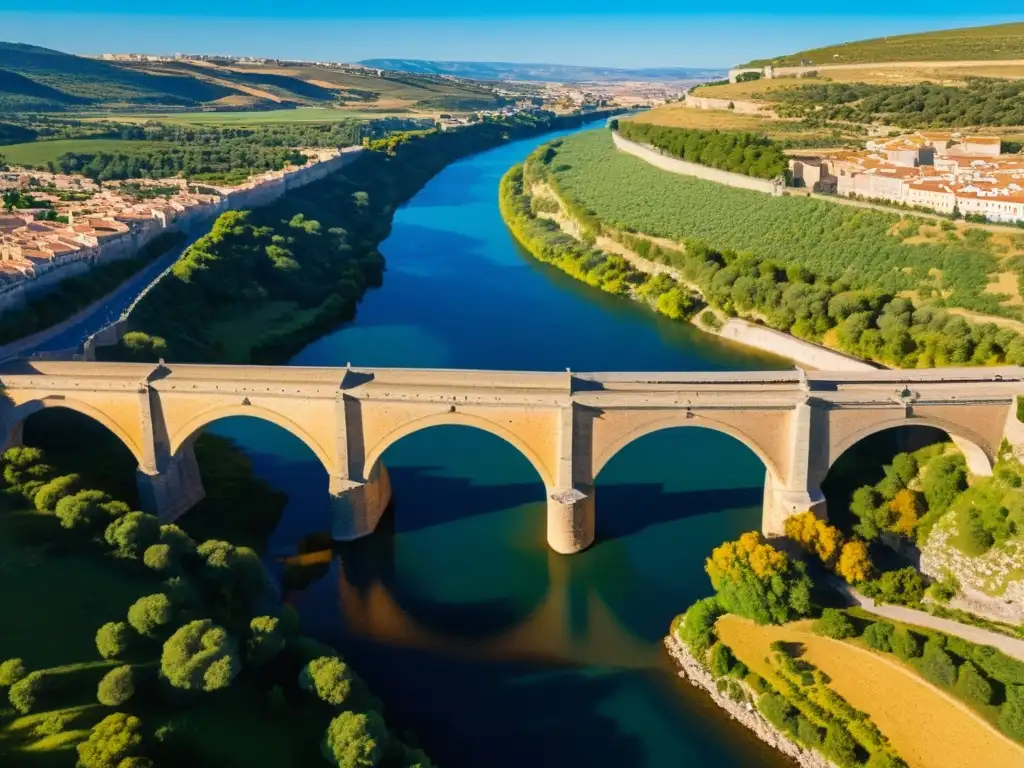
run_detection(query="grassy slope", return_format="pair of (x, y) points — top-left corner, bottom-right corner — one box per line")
(743, 21), (1024, 67)
(1, 138), (172, 165)
(716, 615), (1024, 768)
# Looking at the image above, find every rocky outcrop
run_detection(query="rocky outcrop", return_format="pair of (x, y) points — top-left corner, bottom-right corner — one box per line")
(664, 634), (837, 768)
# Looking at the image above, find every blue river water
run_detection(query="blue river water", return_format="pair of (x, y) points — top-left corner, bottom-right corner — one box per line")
(203, 124), (796, 767)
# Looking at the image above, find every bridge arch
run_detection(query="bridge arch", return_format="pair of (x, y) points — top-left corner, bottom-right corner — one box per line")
(6, 397), (146, 466)
(825, 414), (994, 481)
(363, 411), (555, 488)
(592, 412), (785, 486)
(168, 404), (335, 473)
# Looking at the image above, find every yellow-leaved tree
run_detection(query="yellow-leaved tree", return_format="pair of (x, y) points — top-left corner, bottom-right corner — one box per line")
(836, 540), (873, 584)
(784, 511), (842, 567)
(888, 489), (923, 537)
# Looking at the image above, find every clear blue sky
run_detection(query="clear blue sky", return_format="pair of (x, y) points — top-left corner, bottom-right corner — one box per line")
(1, 3), (1021, 68)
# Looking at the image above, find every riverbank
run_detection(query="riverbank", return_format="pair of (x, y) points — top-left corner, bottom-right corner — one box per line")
(503, 157), (874, 371)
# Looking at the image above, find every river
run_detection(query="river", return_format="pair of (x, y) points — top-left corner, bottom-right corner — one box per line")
(200, 123), (796, 767)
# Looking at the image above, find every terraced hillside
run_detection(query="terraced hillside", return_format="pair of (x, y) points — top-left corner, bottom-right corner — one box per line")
(743, 21), (1024, 67)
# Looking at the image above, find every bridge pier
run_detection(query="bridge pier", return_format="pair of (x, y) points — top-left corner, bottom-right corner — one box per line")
(547, 485), (595, 554)
(329, 463), (392, 541)
(136, 440), (206, 522)
(761, 469), (826, 537)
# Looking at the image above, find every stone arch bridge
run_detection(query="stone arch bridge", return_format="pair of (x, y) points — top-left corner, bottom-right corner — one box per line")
(1, 361), (1020, 554)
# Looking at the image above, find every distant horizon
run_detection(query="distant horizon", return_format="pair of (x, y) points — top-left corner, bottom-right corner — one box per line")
(0, 9), (1022, 69)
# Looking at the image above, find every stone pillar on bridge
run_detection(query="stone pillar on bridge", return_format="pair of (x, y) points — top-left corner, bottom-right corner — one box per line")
(761, 398), (826, 537)
(329, 389), (393, 541)
(547, 402), (595, 554)
(135, 383), (206, 522)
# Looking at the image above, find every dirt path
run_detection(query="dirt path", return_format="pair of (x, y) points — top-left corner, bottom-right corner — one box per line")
(717, 615), (1024, 768)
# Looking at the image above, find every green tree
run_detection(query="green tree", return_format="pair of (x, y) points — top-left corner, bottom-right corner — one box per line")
(300, 656), (354, 706)
(322, 710), (387, 768)
(96, 622), (133, 660)
(921, 642), (958, 687)
(9, 670), (47, 714)
(890, 627), (923, 661)
(105, 512), (161, 559)
(1000, 685), (1024, 740)
(158, 524), (196, 559)
(823, 722), (857, 765)
(55, 489), (111, 532)
(955, 661), (993, 705)
(160, 619), (240, 693)
(76, 712), (146, 768)
(97, 666), (135, 707)
(709, 643), (736, 677)
(922, 454), (968, 515)
(33, 474), (81, 513)
(0, 658), (26, 687)
(127, 594), (173, 637)
(863, 621), (896, 652)
(813, 608), (856, 639)
(143, 544), (174, 574)
(248, 616), (285, 666)
(195, 539), (270, 614)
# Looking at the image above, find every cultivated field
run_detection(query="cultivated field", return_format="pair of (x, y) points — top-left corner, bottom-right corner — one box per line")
(1, 138), (172, 166)
(716, 615), (1024, 768)
(627, 103), (853, 145)
(90, 108), (405, 126)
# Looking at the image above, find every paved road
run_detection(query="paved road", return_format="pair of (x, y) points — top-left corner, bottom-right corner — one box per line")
(841, 584), (1024, 661)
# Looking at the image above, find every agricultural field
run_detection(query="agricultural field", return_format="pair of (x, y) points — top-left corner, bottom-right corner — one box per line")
(741, 21), (1024, 67)
(88, 108), (399, 126)
(548, 129), (1020, 317)
(716, 615), (1023, 768)
(0, 138), (171, 166)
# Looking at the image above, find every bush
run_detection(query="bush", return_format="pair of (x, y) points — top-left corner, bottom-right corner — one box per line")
(836, 539), (874, 584)
(97, 666), (135, 707)
(1000, 685), (1024, 740)
(96, 622), (133, 660)
(920, 641), (958, 687)
(158, 524), (196, 559)
(33, 474), (81, 513)
(678, 597), (722, 656)
(823, 722), (857, 765)
(0, 657), (26, 687)
(76, 712), (146, 768)
(322, 710), (387, 768)
(890, 627), (923, 661)
(955, 661), (993, 705)
(55, 489), (111, 532)
(813, 608), (856, 639)
(866, 752), (908, 768)
(127, 594), (173, 637)
(796, 715), (822, 747)
(160, 619), (240, 692)
(709, 643), (736, 677)
(9, 670), (47, 713)
(862, 567), (924, 606)
(195, 539), (271, 613)
(248, 616), (285, 666)
(105, 512), (161, 559)
(863, 621), (895, 652)
(758, 692), (797, 736)
(300, 657), (354, 706)
(143, 544), (174, 574)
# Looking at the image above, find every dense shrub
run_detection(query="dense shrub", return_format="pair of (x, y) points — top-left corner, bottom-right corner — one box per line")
(9, 670), (48, 713)
(796, 715), (822, 747)
(920, 641), (958, 687)
(863, 622), (896, 653)
(105, 512), (161, 559)
(1000, 685), (1024, 740)
(96, 622), (133, 660)
(158, 524), (196, 559)
(143, 544), (173, 574)
(97, 666), (135, 707)
(0, 657), (26, 687)
(76, 712), (146, 768)
(248, 616), (285, 666)
(33, 474), (81, 512)
(758, 693), (798, 736)
(955, 661), (994, 705)
(322, 710), (387, 768)
(300, 657), (354, 707)
(823, 722), (857, 765)
(862, 568), (925, 606)
(54, 489), (111, 532)
(127, 594), (173, 637)
(813, 608), (856, 639)
(709, 643), (737, 677)
(890, 627), (923, 661)
(160, 619), (240, 692)
(678, 597), (722, 656)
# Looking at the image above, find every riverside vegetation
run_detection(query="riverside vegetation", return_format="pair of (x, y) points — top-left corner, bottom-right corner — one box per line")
(0, 410), (435, 768)
(505, 127), (1024, 368)
(673, 528), (1024, 768)
(107, 110), (621, 365)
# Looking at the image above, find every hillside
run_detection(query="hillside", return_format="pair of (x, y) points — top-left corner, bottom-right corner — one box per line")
(0, 42), (510, 115)
(743, 21), (1024, 67)
(360, 58), (725, 83)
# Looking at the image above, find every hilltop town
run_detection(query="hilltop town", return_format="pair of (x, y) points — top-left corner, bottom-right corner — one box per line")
(790, 132), (1024, 222)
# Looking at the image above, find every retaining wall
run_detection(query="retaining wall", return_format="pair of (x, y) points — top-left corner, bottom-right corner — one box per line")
(683, 95), (772, 116)
(719, 318), (876, 372)
(612, 132), (784, 196)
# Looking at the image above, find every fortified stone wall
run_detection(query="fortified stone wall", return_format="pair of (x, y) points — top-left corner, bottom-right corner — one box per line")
(612, 132), (784, 195)
(684, 95), (772, 116)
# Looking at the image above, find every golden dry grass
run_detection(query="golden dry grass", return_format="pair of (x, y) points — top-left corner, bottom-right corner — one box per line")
(716, 615), (1024, 768)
